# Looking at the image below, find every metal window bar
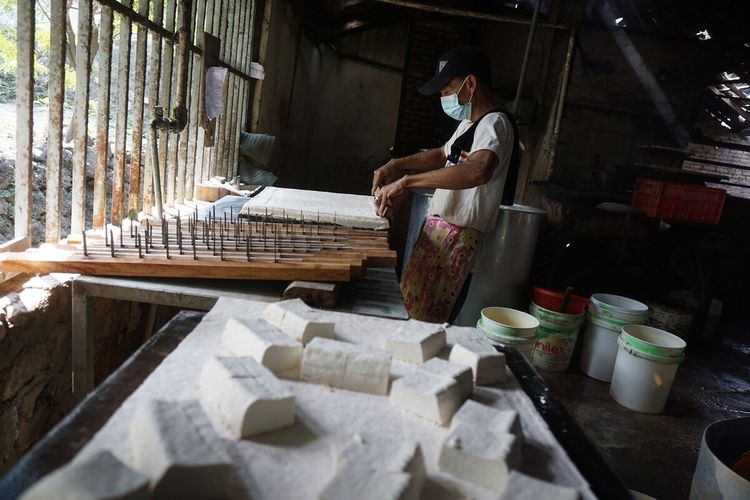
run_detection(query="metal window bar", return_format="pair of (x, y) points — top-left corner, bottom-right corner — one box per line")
(9, 0), (258, 250)
(127, 0), (151, 218)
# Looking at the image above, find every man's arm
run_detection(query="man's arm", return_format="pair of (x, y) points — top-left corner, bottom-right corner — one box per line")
(374, 150), (498, 216)
(371, 147), (446, 195)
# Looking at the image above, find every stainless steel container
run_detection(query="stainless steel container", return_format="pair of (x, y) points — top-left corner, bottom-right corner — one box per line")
(404, 191), (546, 326)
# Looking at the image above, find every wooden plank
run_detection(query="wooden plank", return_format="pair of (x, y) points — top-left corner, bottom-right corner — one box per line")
(0, 252), (352, 282)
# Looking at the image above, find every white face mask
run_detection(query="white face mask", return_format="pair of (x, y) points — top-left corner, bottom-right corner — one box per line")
(440, 77), (474, 121)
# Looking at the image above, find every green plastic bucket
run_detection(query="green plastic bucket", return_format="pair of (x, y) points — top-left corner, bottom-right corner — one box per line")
(477, 318), (537, 361)
(529, 301), (585, 372)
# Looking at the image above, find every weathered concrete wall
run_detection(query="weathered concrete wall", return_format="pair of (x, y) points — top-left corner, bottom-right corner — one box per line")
(256, 0), (406, 195)
(0, 274), (163, 474)
(551, 28), (709, 190)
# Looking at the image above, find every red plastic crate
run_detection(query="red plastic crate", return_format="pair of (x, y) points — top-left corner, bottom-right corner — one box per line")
(632, 178), (726, 224)
(632, 178), (663, 217)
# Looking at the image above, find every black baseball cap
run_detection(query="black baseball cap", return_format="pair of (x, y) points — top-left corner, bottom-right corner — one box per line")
(418, 46), (492, 95)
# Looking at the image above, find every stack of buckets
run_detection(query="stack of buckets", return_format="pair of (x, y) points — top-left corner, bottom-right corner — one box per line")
(580, 293), (687, 414)
(528, 288), (588, 372)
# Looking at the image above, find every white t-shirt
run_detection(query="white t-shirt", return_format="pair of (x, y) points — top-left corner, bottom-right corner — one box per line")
(428, 112), (513, 232)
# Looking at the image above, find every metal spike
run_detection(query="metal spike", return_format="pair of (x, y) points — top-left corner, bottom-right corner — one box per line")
(144, 229), (150, 254)
(137, 233), (143, 258)
(110, 230), (115, 257)
(192, 232), (197, 260)
(119, 226), (124, 248)
(220, 232), (224, 260)
(165, 229), (170, 259)
(82, 230), (88, 257)
(246, 232), (251, 261)
(105, 224), (109, 247)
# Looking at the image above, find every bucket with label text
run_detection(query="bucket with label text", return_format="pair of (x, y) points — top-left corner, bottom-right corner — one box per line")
(529, 301), (585, 372)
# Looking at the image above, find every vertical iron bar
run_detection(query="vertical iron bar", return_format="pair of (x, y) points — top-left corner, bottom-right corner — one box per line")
(186, 0), (206, 199)
(159, 0), (178, 205)
(71, 0), (94, 235)
(92, 4), (113, 230)
(46, 0), (67, 241)
(112, 1), (133, 225)
(216, 0), (236, 180)
(127, 0), (151, 217)
(143, 0), (166, 214)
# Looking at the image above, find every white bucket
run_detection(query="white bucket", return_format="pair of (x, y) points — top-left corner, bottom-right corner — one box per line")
(477, 319), (537, 361)
(609, 325), (686, 413)
(529, 302), (585, 372)
(580, 294), (649, 382)
(690, 417), (750, 500)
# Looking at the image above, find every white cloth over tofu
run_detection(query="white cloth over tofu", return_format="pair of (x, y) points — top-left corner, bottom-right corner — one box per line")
(499, 471), (580, 500)
(199, 356), (295, 437)
(320, 434), (426, 500)
(449, 336), (507, 385)
(419, 357), (474, 400)
(386, 319), (446, 364)
(263, 298), (335, 344)
(438, 399), (523, 493)
(222, 317), (303, 377)
(20, 450), (150, 500)
(128, 399), (234, 499)
(300, 338), (391, 395)
(389, 370), (463, 425)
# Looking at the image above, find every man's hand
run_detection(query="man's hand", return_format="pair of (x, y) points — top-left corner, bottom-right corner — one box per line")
(374, 176), (409, 218)
(371, 160), (399, 196)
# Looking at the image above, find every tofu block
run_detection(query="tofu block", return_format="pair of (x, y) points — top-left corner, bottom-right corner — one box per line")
(386, 319), (446, 363)
(129, 399), (234, 499)
(337, 434), (426, 498)
(199, 356), (295, 438)
(300, 337), (391, 395)
(222, 317), (303, 376)
(418, 357), (473, 400)
(20, 450), (150, 500)
(438, 423), (520, 493)
(451, 399), (522, 440)
(449, 337), (507, 385)
(264, 298), (335, 344)
(321, 434), (425, 500)
(389, 370), (462, 425)
(499, 471), (580, 500)
(320, 470), (413, 500)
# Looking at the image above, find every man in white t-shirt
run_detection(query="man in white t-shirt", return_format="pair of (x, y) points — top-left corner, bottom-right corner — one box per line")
(372, 46), (517, 323)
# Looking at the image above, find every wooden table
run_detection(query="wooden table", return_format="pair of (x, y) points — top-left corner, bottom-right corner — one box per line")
(71, 268), (408, 397)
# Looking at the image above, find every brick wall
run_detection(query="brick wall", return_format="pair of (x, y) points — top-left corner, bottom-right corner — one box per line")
(393, 20), (468, 155)
(683, 144), (750, 198)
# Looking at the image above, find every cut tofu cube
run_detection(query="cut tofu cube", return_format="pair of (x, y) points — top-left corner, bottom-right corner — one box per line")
(199, 356), (295, 438)
(386, 319), (446, 363)
(319, 470), (414, 500)
(20, 450), (150, 500)
(300, 338), (391, 395)
(499, 471), (580, 500)
(438, 423), (520, 493)
(389, 371), (462, 425)
(449, 337), (507, 385)
(321, 434), (426, 500)
(337, 434), (425, 498)
(263, 298), (335, 344)
(418, 357), (473, 400)
(451, 399), (522, 440)
(128, 399), (234, 499)
(222, 317), (303, 376)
